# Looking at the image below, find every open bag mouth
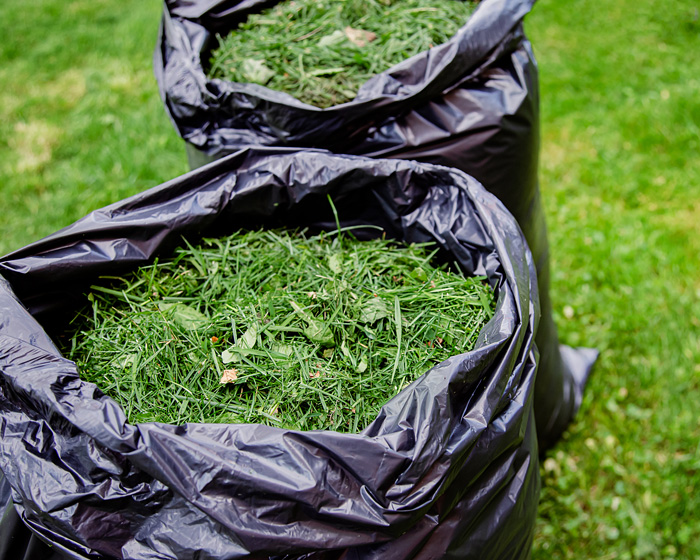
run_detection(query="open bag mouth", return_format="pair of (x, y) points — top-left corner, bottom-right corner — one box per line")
(156, 0), (536, 145)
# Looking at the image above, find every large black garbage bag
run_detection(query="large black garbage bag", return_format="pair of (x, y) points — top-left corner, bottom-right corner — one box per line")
(0, 149), (539, 559)
(155, 0), (597, 449)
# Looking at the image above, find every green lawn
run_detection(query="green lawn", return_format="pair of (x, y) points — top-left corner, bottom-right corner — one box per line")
(527, 1), (700, 557)
(0, 0), (187, 253)
(1, 0), (699, 558)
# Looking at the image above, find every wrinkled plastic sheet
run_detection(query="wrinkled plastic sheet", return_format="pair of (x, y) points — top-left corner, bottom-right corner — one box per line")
(0, 476), (65, 560)
(0, 149), (540, 559)
(155, 0), (598, 451)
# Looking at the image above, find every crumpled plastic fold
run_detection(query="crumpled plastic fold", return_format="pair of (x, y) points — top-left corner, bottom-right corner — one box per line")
(1, 148), (539, 559)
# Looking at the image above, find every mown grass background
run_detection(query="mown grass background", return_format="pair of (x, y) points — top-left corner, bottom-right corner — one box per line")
(0, 0), (187, 248)
(1, 0), (698, 558)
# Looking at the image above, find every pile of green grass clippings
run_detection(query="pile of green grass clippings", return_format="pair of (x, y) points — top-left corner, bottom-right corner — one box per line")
(208, 0), (476, 108)
(63, 228), (494, 432)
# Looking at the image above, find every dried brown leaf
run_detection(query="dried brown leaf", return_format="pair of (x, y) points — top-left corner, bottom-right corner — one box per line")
(220, 368), (239, 384)
(344, 26), (377, 47)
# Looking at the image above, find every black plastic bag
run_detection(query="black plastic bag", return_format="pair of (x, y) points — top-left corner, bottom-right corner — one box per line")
(0, 148), (539, 559)
(155, 0), (598, 450)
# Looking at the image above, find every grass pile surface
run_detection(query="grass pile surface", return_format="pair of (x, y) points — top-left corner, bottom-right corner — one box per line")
(64, 229), (494, 432)
(209, 0), (475, 107)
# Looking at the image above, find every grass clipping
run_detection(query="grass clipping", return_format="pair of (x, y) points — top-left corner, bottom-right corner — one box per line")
(64, 229), (495, 432)
(208, 0), (476, 108)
